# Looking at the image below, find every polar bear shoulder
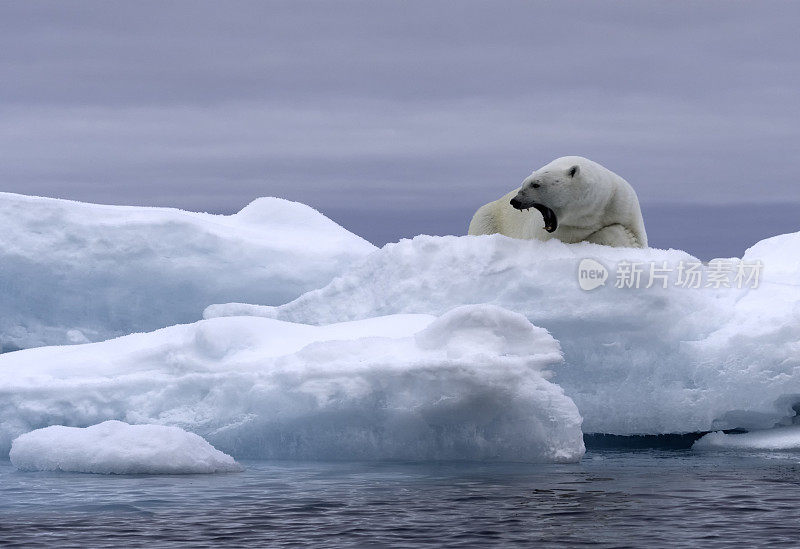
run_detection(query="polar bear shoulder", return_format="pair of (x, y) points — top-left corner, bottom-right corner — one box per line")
(468, 190), (526, 238)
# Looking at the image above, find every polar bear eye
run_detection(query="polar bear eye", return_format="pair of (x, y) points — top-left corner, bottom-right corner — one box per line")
(531, 183), (540, 189)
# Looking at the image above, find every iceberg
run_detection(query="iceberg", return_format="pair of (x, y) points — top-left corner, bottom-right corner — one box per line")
(0, 193), (375, 351)
(0, 305), (584, 463)
(9, 421), (242, 474)
(693, 425), (800, 452)
(206, 233), (800, 436)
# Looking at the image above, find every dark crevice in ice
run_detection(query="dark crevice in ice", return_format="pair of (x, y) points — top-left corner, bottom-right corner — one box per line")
(584, 431), (747, 450)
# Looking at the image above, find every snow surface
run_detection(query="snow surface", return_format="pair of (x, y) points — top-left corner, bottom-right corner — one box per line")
(0, 305), (584, 463)
(206, 232), (800, 435)
(4, 190), (797, 452)
(693, 425), (800, 452)
(0, 192), (375, 351)
(9, 421), (242, 474)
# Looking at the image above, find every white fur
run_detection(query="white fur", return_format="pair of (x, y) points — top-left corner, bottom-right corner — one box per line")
(468, 156), (647, 248)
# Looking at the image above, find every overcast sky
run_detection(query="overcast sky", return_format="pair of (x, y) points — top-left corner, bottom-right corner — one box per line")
(1, 1), (798, 251)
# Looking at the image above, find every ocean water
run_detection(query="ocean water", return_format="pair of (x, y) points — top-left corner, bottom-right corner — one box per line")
(2, 448), (800, 548)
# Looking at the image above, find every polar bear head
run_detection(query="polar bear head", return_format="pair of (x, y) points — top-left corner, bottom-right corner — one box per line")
(509, 156), (612, 233)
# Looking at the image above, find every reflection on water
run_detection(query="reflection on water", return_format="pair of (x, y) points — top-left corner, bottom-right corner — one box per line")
(2, 450), (800, 547)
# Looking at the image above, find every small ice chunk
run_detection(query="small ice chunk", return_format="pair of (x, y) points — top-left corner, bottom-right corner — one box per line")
(9, 421), (243, 474)
(693, 426), (800, 451)
(66, 329), (90, 344)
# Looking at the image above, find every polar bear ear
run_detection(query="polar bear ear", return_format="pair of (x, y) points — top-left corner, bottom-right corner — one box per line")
(567, 165), (580, 178)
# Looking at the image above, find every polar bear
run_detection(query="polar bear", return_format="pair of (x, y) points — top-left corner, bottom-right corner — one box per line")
(468, 156), (647, 248)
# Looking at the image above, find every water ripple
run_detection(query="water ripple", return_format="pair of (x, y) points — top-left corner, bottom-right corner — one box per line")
(3, 451), (800, 547)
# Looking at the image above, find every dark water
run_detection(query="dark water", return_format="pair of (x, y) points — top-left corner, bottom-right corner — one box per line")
(2, 449), (800, 548)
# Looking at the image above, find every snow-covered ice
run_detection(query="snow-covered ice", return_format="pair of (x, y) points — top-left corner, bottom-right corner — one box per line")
(9, 421), (242, 474)
(4, 190), (798, 452)
(0, 192), (375, 351)
(0, 305), (584, 463)
(693, 425), (800, 452)
(206, 232), (800, 435)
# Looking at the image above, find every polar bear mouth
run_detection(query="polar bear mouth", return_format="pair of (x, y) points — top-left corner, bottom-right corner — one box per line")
(512, 201), (558, 233)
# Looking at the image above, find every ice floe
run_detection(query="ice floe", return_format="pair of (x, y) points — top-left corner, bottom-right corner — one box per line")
(0, 305), (584, 463)
(10, 421), (242, 474)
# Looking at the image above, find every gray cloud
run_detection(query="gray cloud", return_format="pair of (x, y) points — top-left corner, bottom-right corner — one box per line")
(1, 0), (799, 252)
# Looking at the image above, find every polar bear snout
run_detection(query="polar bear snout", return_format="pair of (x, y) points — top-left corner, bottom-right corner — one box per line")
(509, 189), (537, 211)
(509, 195), (559, 233)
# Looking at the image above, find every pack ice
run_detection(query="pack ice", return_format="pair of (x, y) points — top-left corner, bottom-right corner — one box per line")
(0, 305), (585, 463)
(0, 192), (375, 351)
(207, 232), (800, 436)
(10, 421), (242, 474)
